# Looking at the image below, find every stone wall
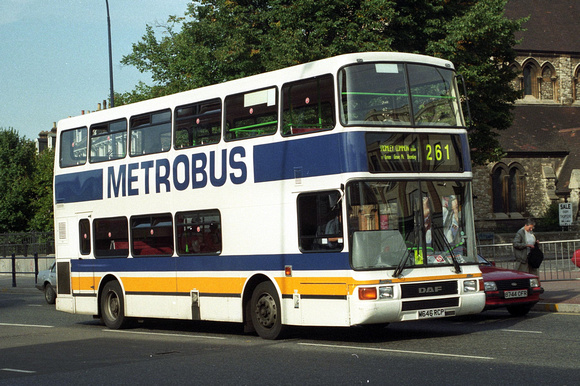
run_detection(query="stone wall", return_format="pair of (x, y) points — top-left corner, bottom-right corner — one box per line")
(472, 156), (565, 230)
(473, 51), (579, 232)
(515, 54), (580, 105)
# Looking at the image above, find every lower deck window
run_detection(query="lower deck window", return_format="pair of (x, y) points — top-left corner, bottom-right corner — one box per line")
(131, 214), (174, 256)
(176, 210), (222, 255)
(93, 217), (129, 258)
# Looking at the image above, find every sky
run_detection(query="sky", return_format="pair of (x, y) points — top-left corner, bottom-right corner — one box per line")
(0, 0), (189, 140)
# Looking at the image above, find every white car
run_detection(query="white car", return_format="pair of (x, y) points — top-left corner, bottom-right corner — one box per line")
(35, 262), (56, 304)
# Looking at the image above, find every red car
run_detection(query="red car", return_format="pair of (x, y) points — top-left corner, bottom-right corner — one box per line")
(478, 255), (544, 316)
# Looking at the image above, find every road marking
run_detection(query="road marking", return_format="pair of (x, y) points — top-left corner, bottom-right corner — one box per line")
(1, 368), (37, 374)
(299, 343), (494, 360)
(103, 329), (226, 340)
(501, 329), (542, 334)
(0, 322), (53, 328)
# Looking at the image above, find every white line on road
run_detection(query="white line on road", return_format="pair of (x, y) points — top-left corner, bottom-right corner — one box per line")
(299, 343), (494, 360)
(0, 322), (53, 328)
(501, 329), (543, 334)
(103, 329), (226, 340)
(1, 368), (37, 374)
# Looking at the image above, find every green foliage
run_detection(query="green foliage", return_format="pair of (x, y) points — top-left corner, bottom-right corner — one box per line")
(427, 0), (524, 165)
(29, 148), (55, 232)
(120, 0), (525, 164)
(0, 128), (54, 233)
(535, 202), (561, 232)
(0, 128), (36, 232)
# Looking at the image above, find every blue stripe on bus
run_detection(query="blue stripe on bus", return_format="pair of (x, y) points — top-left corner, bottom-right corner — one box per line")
(253, 132), (369, 183)
(460, 134), (472, 171)
(53, 131), (471, 204)
(71, 252), (351, 273)
(54, 169), (103, 203)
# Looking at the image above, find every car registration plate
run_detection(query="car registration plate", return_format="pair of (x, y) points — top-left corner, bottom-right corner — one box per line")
(417, 308), (446, 318)
(504, 289), (528, 299)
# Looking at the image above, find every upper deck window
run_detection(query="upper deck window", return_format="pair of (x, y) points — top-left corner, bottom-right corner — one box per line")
(339, 63), (462, 127)
(175, 99), (221, 148)
(225, 87), (278, 140)
(407, 64), (461, 126)
(60, 127), (87, 168)
(281, 75), (335, 136)
(130, 109), (172, 156)
(90, 119), (127, 163)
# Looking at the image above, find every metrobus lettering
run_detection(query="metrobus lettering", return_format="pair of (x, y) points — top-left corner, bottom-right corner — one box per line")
(107, 147), (247, 198)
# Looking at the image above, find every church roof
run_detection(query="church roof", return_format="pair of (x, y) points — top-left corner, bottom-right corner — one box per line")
(500, 105), (580, 192)
(505, 0), (580, 54)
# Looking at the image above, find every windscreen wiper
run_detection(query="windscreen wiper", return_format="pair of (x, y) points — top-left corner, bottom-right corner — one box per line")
(434, 226), (461, 273)
(393, 249), (411, 277)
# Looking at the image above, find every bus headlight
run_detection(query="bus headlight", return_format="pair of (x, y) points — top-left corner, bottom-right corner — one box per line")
(378, 286), (393, 299)
(358, 286), (393, 300)
(463, 280), (478, 292)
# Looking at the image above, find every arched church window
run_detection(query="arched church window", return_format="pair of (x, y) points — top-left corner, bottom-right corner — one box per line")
(523, 62), (539, 98)
(508, 164), (526, 213)
(492, 164), (508, 213)
(492, 163), (526, 214)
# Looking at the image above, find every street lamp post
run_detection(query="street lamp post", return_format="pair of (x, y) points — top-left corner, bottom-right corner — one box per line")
(105, 0), (114, 108)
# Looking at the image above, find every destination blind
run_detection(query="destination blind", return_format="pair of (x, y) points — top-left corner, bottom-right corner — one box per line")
(366, 133), (463, 172)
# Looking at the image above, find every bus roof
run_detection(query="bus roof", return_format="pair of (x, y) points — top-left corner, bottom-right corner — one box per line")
(57, 51), (455, 130)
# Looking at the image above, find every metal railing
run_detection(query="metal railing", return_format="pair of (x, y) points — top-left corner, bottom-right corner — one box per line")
(0, 253), (55, 287)
(0, 232), (55, 287)
(0, 232), (54, 257)
(478, 240), (580, 281)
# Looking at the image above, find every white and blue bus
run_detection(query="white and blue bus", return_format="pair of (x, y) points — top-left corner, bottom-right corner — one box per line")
(54, 52), (485, 339)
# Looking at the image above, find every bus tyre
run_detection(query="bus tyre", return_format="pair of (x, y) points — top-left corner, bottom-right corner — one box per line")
(44, 284), (56, 305)
(250, 281), (285, 340)
(101, 281), (129, 329)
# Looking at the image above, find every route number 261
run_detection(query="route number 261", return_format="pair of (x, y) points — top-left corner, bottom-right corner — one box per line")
(425, 143), (450, 161)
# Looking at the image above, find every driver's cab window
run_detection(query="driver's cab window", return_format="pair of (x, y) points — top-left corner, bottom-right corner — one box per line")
(297, 191), (343, 252)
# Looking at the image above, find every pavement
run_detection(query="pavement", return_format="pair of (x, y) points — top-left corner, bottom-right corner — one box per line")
(2, 274), (580, 314)
(534, 279), (580, 313)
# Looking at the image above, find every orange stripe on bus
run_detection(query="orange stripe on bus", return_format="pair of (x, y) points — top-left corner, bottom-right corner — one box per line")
(71, 272), (482, 296)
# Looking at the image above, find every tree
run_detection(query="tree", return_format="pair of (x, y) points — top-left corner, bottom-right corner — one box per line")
(426, 0), (523, 165)
(120, 0), (524, 164)
(29, 148), (54, 233)
(0, 128), (36, 232)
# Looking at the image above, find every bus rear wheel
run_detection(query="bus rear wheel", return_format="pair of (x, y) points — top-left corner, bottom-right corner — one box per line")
(101, 281), (129, 329)
(250, 281), (285, 339)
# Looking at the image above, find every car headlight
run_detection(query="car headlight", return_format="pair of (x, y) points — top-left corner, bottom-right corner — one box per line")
(463, 280), (478, 292)
(530, 278), (540, 288)
(484, 281), (497, 291)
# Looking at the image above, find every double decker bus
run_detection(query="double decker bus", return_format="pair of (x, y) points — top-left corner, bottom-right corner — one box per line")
(54, 52), (485, 339)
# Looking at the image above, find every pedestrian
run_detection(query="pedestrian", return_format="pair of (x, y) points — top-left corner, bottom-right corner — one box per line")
(513, 219), (539, 275)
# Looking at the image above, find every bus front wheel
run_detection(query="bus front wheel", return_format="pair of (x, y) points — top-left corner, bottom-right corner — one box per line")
(250, 281), (285, 339)
(101, 281), (129, 329)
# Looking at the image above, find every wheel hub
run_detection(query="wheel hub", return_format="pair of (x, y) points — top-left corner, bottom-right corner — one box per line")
(255, 294), (277, 327)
